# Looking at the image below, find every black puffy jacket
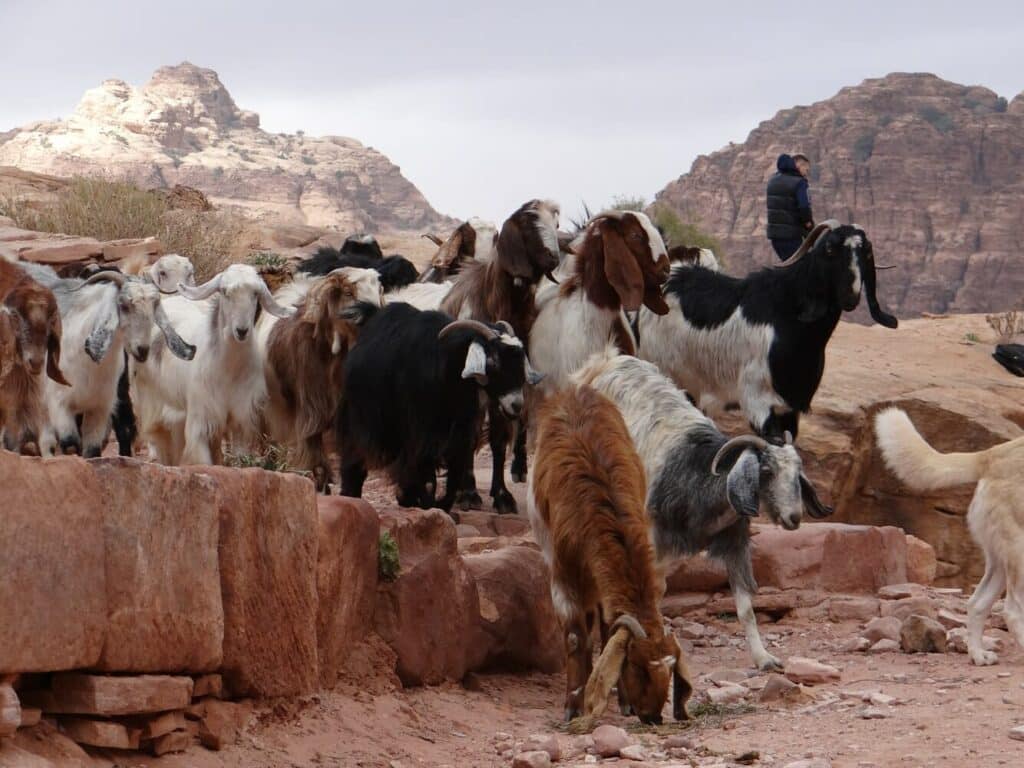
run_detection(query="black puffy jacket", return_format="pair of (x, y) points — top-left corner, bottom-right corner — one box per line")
(766, 154), (812, 240)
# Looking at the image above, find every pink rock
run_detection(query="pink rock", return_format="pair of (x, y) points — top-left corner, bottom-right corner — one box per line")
(861, 616), (902, 644)
(526, 734), (561, 762)
(784, 657), (840, 685)
(592, 724), (631, 757)
(512, 751), (552, 768)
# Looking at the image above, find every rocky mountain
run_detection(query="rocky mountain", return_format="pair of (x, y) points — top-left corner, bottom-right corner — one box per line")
(655, 73), (1024, 318)
(0, 63), (447, 232)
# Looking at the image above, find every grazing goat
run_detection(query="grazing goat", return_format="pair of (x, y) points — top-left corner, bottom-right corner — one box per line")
(1, 261), (71, 452)
(261, 267), (383, 490)
(638, 221), (898, 441)
(132, 264), (293, 465)
(298, 233), (418, 292)
(528, 382), (692, 723)
(530, 210), (670, 393)
(440, 199), (561, 512)
(418, 217), (498, 282)
(667, 244), (719, 271)
(338, 306), (538, 515)
(876, 408), (1024, 666)
(22, 267), (196, 458)
(574, 351), (833, 670)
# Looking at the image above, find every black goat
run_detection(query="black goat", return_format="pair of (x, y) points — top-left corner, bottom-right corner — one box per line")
(298, 234), (418, 292)
(638, 222), (898, 441)
(337, 303), (539, 516)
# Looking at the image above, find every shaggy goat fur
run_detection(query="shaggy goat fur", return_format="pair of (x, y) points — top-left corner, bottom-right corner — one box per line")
(528, 383), (692, 723)
(876, 407), (1024, 666)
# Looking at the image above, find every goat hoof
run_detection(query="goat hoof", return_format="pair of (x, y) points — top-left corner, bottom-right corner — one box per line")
(456, 490), (484, 511)
(756, 654), (784, 672)
(619, 702), (634, 717)
(492, 490), (518, 515)
(563, 706), (581, 723)
(510, 467), (527, 483)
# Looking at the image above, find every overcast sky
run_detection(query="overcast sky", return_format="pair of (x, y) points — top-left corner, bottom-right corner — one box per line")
(2, 1), (1022, 223)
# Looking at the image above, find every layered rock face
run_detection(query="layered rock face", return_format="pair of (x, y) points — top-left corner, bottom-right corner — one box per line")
(0, 62), (446, 231)
(655, 72), (1024, 318)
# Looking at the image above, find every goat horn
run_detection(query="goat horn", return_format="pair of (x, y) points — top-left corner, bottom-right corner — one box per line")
(774, 220), (838, 269)
(178, 274), (222, 301)
(874, 264), (897, 270)
(437, 319), (498, 341)
(494, 320), (515, 337)
(710, 434), (770, 476)
(611, 614), (647, 640)
(784, 430), (793, 446)
(69, 270), (128, 290)
(421, 233), (443, 246)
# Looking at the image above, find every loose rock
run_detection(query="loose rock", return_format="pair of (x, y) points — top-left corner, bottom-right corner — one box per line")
(862, 617), (901, 644)
(828, 597), (880, 622)
(946, 627), (999, 654)
(936, 609), (967, 630)
(869, 639), (901, 653)
(784, 657), (841, 685)
(0, 684), (20, 736)
(526, 734), (561, 762)
(859, 706), (891, 719)
(619, 744), (647, 761)
(707, 683), (748, 705)
(838, 637), (871, 653)
(1010, 725), (1024, 742)
(512, 751), (552, 768)
(900, 614), (948, 653)
(592, 724), (631, 757)
(880, 596), (937, 622)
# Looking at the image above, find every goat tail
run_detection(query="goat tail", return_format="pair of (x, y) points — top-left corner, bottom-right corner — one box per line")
(874, 407), (981, 491)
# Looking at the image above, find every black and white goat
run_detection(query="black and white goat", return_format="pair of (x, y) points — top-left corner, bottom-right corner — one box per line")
(637, 222), (898, 441)
(298, 234), (418, 292)
(574, 350), (833, 671)
(338, 305), (539, 516)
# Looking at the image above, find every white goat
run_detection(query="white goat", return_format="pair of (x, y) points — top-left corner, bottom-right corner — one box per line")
(21, 265), (195, 458)
(131, 263), (294, 465)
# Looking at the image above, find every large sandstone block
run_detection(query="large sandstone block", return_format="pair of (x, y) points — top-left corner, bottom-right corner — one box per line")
(25, 673), (192, 715)
(316, 496), (379, 687)
(196, 467), (319, 697)
(463, 546), (563, 674)
(375, 508), (485, 686)
(664, 553), (730, 593)
(752, 522), (907, 592)
(0, 454), (106, 673)
(91, 459), (223, 673)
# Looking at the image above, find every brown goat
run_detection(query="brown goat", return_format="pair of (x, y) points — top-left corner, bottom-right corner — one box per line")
(0, 261), (69, 450)
(439, 199), (561, 513)
(262, 267), (381, 491)
(528, 383), (692, 724)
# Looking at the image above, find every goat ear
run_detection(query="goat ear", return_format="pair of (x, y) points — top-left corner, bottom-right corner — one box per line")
(725, 450), (761, 517)
(800, 473), (834, 518)
(84, 305), (119, 363)
(46, 311), (71, 386)
(583, 627), (630, 718)
(672, 639), (693, 721)
(642, 284), (670, 315)
(462, 341), (489, 385)
(601, 223), (644, 311)
(496, 217), (534, 279)
(301, 281), (333, 331)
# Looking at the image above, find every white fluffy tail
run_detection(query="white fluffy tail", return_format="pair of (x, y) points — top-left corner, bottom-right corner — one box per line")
(874, 408), (981, 491)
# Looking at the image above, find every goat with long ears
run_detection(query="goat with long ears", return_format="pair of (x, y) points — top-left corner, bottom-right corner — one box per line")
(529, 382), (692, 723)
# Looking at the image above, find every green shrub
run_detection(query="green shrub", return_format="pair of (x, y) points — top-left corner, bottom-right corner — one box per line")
(919, 106), (954, 133)
(247, 250), (288, 269)
(853, 132), (876, 162)
(378, 531), (400, 581)
(995, 96), (1008, 113)
(649, 204), (722, 258)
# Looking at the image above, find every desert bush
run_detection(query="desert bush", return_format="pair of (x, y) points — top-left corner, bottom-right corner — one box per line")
(649, 204), (722, 259)
(223, 441), (293, 472)
(378, 531), (400, 581)
(161, 208), (248, 282)
(854, 132), (876, 162)
(986, 310), (1024, 343)
(995, 96), (1008, 113)
(919, 106), (954, 133)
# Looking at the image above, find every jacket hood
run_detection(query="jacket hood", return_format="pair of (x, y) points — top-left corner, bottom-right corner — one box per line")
(776, 153), (798, 173)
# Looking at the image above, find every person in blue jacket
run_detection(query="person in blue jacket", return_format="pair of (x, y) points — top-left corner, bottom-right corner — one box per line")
(765, 153), (814, 260)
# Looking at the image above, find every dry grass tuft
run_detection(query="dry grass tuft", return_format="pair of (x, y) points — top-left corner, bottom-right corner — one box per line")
(986, 310), (1024, 343)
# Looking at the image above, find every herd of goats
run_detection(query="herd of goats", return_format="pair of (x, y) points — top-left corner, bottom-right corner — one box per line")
(16, 196), (1008, 725)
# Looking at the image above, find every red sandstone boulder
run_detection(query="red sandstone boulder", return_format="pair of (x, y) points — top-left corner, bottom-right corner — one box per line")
(196, 467), (319, 697)
(0, 454), (106, 673)
(316, 496), (380, 687)
(463, 546), (563, 673)
(91, 459), (223, 673)
(752, 522), (908, 593)
(905, 535), (938, 586)
(665, 553), (730, 593)
(374, 508), (485, 686)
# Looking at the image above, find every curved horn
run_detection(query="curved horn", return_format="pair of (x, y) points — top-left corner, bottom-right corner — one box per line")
(874, 264), (898, 270)
(774, 220), (837, 268)
(69, 270), (128, 291)
(437, 318), (498, 341)
(177, 274), (222, 301)
(711, 434), (769, 476)
(421, 233), (444, 246)
(611, 613), (647, 640)
(494, 320), (515, 337)
(258, 284), (297, 319)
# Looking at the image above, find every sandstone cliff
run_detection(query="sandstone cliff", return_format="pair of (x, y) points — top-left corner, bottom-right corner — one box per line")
(655, 73), (1024, 318)
(0, 63), (446, 232)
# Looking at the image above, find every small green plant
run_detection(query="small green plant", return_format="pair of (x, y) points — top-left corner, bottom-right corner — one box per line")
(833, 114), (847, 128)
(247, 250), (288, 269)
(853, 132), (876, 162)
(877, 114), (894, 128)
(224, 442), (292, 472)
(919, 106), (954, 133)
(649, 204), (722, 258)
(300, 154), (317, 166)
(964, 332), (981, 343)
(995, 96), (1008, 113)
(378, 531), (400, 581)
(609, 194), (647, 212)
